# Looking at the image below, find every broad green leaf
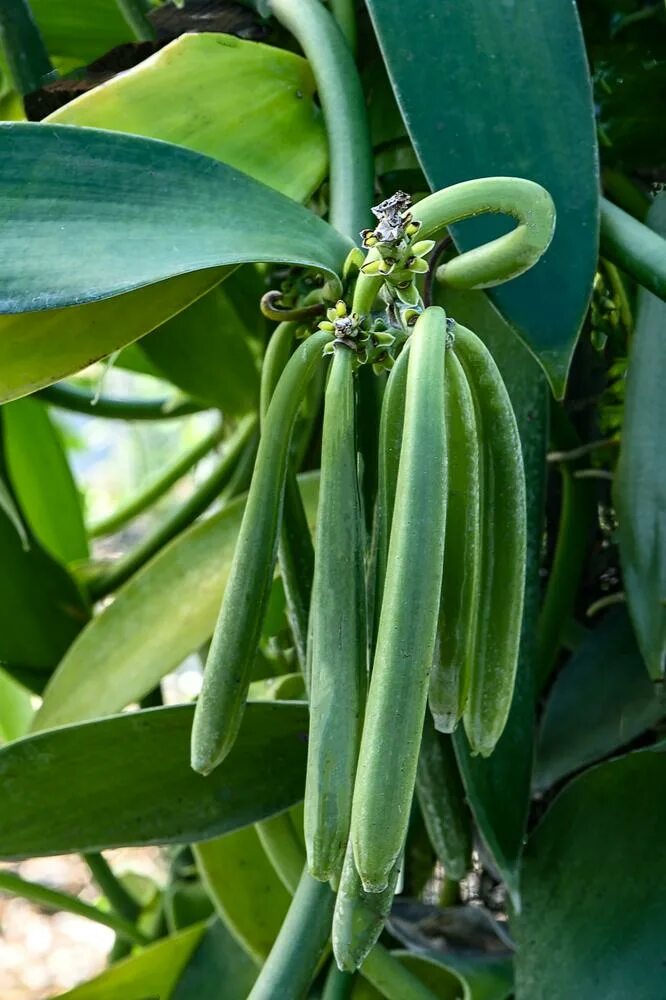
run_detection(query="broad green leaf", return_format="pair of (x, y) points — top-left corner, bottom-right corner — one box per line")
(0, 123), (348, 401)
(353, 951), (464, 999)
(0, 495), (89, 692)
(31, 0), (131, 67)
(514, 747), (666, 998)
(195, 827), (291, 963)
(614, 195), (666, 680)
(0, 269), (226, 403)
(0, 667), (33, 743)
(0, 472), (28, 548)
(50, 33), (327, 203)
(171, 917), (257, 1000)
(0, 122), (349, 314)
(3, 397), (88, 563)
(140, 283), (260, 414)
(32, 474), (319, 732)
(441, 288), (547, 904)
(534, 610), (664, 792)
(366, 0), (599, 395)
(0, 701), (309, 858)
(59, 922), (205, 999)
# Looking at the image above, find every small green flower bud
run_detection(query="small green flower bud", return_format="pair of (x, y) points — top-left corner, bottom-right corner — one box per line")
(411, 239), (436, 257)
(408, 257), (429, 274)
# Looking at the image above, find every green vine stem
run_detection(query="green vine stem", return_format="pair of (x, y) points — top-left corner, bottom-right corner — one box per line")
(600, 197), (666, 302)
(536, 407), (597, 690)
(0, 869), (149, 945)
(360, 947), (442, 1000)
(601, 168), (650, 222)
(0, 0), (53, 95)
(411, 176), (556, 289)
(268, 0), (373, 241)
(115, 0), (156, 42)
(89, 421), (225, 537)
(83, 851), (141, 924)
(248, 867), (335, 1000)
(39, 382), (207, 420)
(330, 0), (357, 54)
(88, 415), (257, 600)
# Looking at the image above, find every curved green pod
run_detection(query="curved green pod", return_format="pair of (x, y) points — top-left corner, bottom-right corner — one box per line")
(350, 307), (448, 892)
(191, 330), (332, 775)
(415, 717), (472, 881)
(429, 349), (480, 732)
(305, 344), (367, 882)
(452, 322), (526, 757)
(332, 840), (401, 973)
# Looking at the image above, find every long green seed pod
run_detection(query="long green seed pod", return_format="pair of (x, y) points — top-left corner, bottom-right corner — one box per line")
(452, 323), (526, 757)
(191, 330), (332, 775)
(415, 717), (472, 881)
(429, 349), (480, 731)
(305, 344), (367, 882)
(372, 342), (410, 632)
(350, 307), (448, 892)
(332, 841), (401, 973)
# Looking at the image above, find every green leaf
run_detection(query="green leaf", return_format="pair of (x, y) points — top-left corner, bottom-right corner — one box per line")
(0, 122), (348, 402)
(514, 747), (666, 998)
(171, 917), (258, 1000)
(0, 472), (28, 549)
(0, 494), (89, 692)
(0, 122), (349, 314)
(32, 474), (319, 732)
(614, 194), (666, 680)
(31, 0), (131, 67)
(2, 397), (88, 563)
(195, 827), (291, 964)
(441, 288), (547, 905)
(0, 667), (33, 744)
(140, 283), (260, 415)
(49, 32), (328, 203)
(0, 701), (309, 858)
(353, 951), (464, 999)
(365, 0), (599, 395)
(58, 922), (205, 999)
(535, 610), (664, 792)
(0, 270), (228, 403)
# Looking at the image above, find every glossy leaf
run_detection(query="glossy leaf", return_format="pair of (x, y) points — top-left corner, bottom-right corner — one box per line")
(32, 474), (318, 731)
(0, 496), (89, 692)
(0, 702), (309, 859)
(31, 0), (131, 67)
(0, 270), (227, 403)
(195, 827), (291, 963)
(50, 32), (327, 203)
(442, 288), (547, 904)
(0, 667), (33, 743)
(0, 471), (28, 548)
(614, 195), (666, 680)
(59, 922), (205, 999)
(353, 951), (464, 999)
(535, 610), (664, 791)
(366, 0), (599, 395)
(3, 397), (88, 563)
(140, 283), (260, 414)
(171, 917), (257, 1000)
(514, 747), (666, 998)
(0, 122), (349, 314)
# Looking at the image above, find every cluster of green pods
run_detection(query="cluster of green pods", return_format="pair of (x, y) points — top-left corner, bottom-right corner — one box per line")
(191, 186), (540, 972)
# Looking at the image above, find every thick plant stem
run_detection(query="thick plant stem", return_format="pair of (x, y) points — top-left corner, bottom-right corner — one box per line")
(115, 0), (155, 41)
(39, 382), (206, 420)
(536, 407), (597, 689)
(0, 869), (148, 945)
(90, 422), (225, 537)
(268, 0), (373, 241)
(0, 0), (53, 95)
(247, 867), (335, 1000)
(330, 0), (357, 54)
(323, 962), (355, 999)
(89, 416), (257, 599)
(600, 197), (666, 301)
(83, 852), (140, 923)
